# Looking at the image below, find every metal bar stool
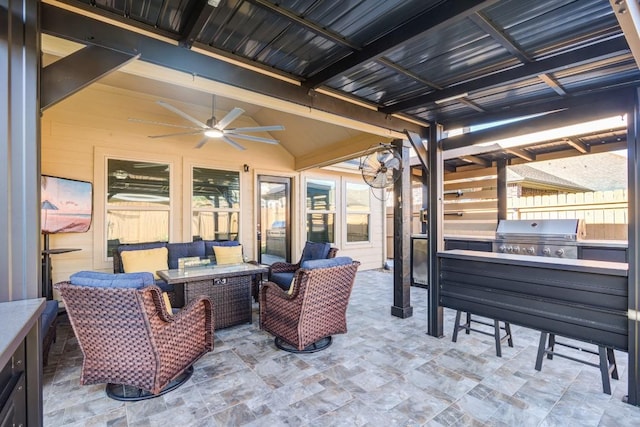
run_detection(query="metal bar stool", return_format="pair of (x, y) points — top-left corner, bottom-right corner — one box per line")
(535, 332), (618, 395)
(452, 310), (513, 357)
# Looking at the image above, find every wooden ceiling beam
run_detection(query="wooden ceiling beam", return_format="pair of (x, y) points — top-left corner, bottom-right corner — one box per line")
(505, 148), (535, 162)
(565, 136), (590, 154)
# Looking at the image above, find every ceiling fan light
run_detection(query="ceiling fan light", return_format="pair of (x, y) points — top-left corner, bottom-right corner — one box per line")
(204, 129), (224, 138)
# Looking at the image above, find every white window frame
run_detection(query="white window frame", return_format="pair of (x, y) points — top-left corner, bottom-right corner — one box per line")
(188, 164), (242, 242)
(93, 148), (178, 269)
(305, 177), (337, 244)
(344, 180), (372, 245)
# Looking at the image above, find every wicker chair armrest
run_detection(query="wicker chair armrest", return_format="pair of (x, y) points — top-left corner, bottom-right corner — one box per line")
(151, 292), (214, 351)
(269, 262), (300, 274)
(260, 280), (292, 300)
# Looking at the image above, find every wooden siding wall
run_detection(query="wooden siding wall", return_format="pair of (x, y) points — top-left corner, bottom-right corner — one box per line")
(443, 166), (498, 237)
(42, 83), (384, 289)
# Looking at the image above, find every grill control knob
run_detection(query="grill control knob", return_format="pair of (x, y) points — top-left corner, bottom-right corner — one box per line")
(555, 248), (564, 257)
(527, 247), (535, 255)
(512, 246), (520, 254)
(499, 245), (507, 253)
(542, 247), (551, 256)
(506, 246), (513, 253)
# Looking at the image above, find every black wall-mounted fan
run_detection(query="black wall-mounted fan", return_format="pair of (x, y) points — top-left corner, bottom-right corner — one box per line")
(359, 145), (402, 189)
(129, 96), (284, 151)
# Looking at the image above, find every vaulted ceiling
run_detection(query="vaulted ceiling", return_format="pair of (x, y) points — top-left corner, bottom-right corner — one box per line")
(41, 0), (640, 169)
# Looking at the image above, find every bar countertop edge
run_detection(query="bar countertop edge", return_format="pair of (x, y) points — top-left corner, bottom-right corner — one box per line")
(0, 298), (45, 369)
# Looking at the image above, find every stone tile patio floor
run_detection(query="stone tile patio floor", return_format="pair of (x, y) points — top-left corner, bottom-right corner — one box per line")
(43, 269), (640, 426)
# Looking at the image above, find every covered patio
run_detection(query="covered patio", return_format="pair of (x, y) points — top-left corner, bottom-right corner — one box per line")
(43, 270), (639, 425)
(4, 0), (640, 424)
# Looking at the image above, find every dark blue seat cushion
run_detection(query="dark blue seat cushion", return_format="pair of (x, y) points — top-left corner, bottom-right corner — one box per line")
(41, 299), (59, 337)
(69, 271), (155, 289)
(167, 241), (206, 269)
(300, 257), (353, 270)
(300, 241), (331, 263)
(270, 271), (295, 290)
(203, 240), (240, 263)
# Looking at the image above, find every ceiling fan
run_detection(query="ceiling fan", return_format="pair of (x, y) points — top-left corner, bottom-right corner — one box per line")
(129, 95), (285, 151)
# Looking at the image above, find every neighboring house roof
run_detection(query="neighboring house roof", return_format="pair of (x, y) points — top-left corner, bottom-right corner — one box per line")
(517, 152), (627, 192)
(508, 164), (591, 192)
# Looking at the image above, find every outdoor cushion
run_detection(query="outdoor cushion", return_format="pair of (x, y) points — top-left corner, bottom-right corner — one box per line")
(271, 271), (294, 290)
(167, 240), (205, 269)
(213, 245), (243, 265)
(41, 299), (59, 337)
(121, 247), (169, 279)
(70, 271), (155, 288)
(300, 241), (331, 263)
(300, 256), (353, 270)
(204, 240), (240, 263)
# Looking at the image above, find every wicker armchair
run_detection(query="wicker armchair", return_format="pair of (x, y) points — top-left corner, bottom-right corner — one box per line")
(269, 241), (338, 290)
(55, 281), (214, 400)
(260, 258), (360, 352)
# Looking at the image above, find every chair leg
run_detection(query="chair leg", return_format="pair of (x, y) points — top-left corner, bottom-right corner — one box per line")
(608, 348), (619, 380)
(535, 332), (548, 371)
(452, 310), (462, 342)
(504, 322), (513, 348)
(493, 319), (502, 358)
(547, 334), (555, 360)
(465, 312), (471, 335)
(598, 346), (612, 395)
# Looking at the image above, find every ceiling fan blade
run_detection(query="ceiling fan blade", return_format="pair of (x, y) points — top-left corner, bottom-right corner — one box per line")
(215, 107), (245, 130)
(148, 130), (204, 139)
(225, 132), (279, 144)
(195, 137), (209, 149)
(156, 101), (209, 129)
(128, 118), (201, 130)
(226, 125), (285, 133)
(222, 135), (246, 151)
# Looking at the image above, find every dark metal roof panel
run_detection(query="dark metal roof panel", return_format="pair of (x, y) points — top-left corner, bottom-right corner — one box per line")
(484, 0), (619, 58)
(279, 0), (441, 47)
(385, 18), (519, 87)
(196, 1), (351, 76)
(325, 61), (431, 106)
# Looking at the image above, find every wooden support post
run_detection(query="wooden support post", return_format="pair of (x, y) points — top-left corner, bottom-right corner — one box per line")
(391, 139), (413, 318)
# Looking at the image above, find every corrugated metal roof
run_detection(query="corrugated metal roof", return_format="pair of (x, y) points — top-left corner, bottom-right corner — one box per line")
(45, 0), (640, 169)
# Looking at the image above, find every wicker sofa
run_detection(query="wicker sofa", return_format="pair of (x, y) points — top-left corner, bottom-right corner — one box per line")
(112, 240), (241, 306)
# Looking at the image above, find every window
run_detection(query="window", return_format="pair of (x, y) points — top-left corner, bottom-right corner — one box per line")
(192, 167), (240, 241)
(345, 182), (370, 242)
(106, 159), (170, 253)
(306, 178), (335, 243)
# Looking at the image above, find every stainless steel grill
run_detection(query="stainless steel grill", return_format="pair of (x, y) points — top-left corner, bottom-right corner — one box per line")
(492, 219), (586, 259)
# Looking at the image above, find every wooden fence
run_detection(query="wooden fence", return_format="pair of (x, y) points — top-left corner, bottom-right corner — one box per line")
(508, 189), (628, 240)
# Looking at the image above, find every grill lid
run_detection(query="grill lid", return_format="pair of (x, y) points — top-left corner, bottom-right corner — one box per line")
(496, 219), (586, 240)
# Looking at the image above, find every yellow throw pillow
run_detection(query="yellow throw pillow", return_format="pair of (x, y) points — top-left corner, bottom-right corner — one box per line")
(213, 245), (243, 265)
(120, 247), (168, 279)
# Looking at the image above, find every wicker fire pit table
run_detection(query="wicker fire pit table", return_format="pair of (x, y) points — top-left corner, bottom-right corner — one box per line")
(157, 263), (268, 329)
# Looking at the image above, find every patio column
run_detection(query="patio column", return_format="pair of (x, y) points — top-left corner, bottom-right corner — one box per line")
(391, 138), (413, 318)
(427, 122), (444, 337)
(627, 88), (640, 406)
(0, 0), (41, 301)
(497, 158), (507, 220)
